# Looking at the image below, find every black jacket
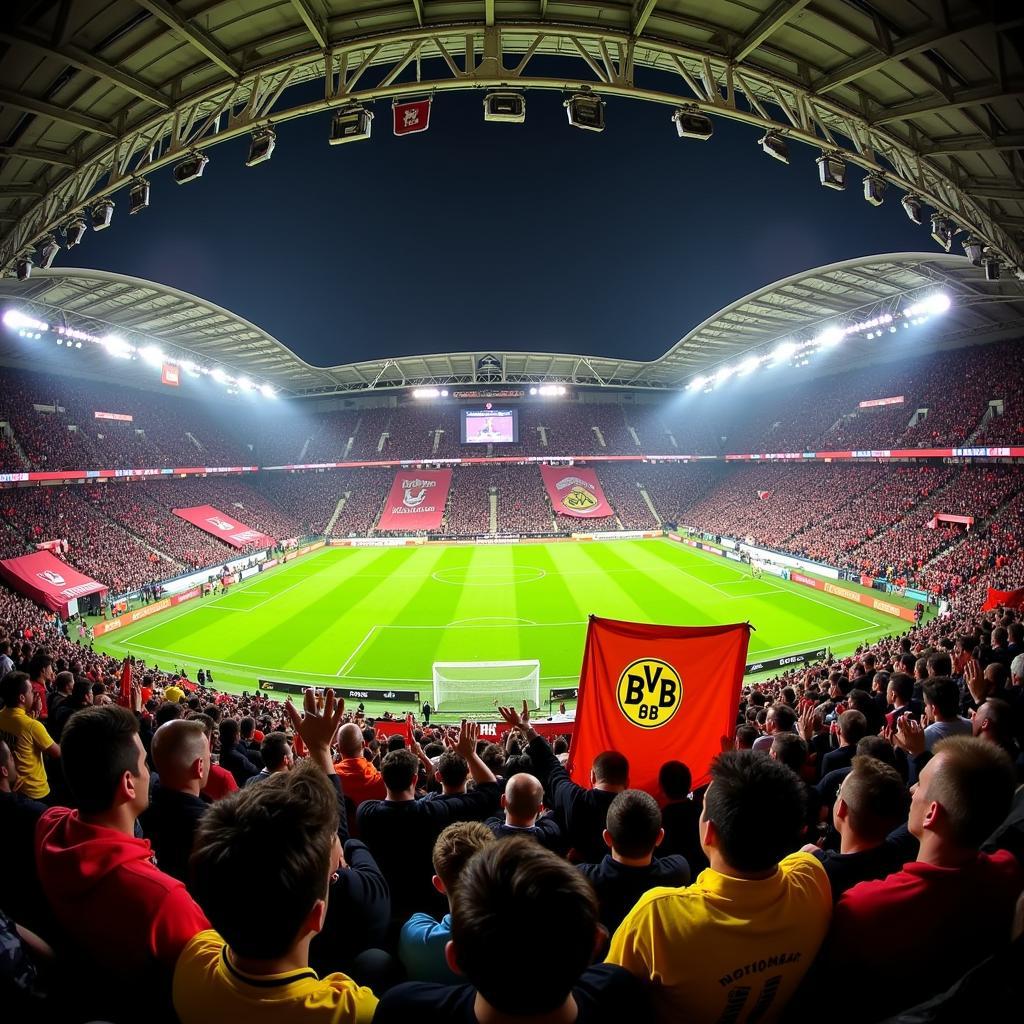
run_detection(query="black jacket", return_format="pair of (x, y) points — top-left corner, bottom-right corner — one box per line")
(577, 853), (691, 934)
(140, 782), (209, 883)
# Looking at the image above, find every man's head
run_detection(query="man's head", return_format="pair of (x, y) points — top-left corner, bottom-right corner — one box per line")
(658, 760), (692, 801)
(909, 736), (1016, 851)
(61, 705), (149, 817)
(700, 750), (806, 875)
(431, 821), (495, 897)
(435, 750), (469, 794)
(926, 651), (953, 678)
(590, 750), (628, 790)
(923, 677), (960, 722)
(190, 760), (340, 959)
(0, 739), (17, 793)
(765, 703), (798, 736)
(837, 709), (869, 747)
(337, 722), (364, 758)
(770, 733), (808, 773)
(151, 719), (211, 793)
(53, 670), (74, 696)
(219, 718), (240, 747)
(448, 838), (600, 1015)
(835, 755), (908, 845)
(603, 790), (664, 861)
(886, 672), (914, 707)
(27, 651), (54, 685)
(971, 698), (1015, 749)
(381, 748), (420, 796)
(0, 671), (32, 711)
(261, 732), (294, 773)
(501, 771), (544, 826)
(735, 724), (759, 750)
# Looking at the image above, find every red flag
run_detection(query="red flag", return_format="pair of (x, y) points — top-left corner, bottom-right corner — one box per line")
(119, 658), (132, 707)
(757, 490), (771, 500)
(982, 587), (1024, 611)
(567, 617), (751, 796)
(393, 98), (431, 136)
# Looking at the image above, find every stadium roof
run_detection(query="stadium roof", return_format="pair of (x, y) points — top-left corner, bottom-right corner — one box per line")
(0, 253), (1021, 395)
(1, 2), (1023, 275)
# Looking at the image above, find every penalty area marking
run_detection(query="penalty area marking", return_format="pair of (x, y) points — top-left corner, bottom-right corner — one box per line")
(432, 565), (546, 586)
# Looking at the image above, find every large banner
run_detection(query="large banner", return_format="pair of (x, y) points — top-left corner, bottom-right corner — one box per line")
(172, 505), (275, 549)
(0, 550), (107, 618)
(568, 616), (751, 795)
(982, 587), (1024, 612)
(540, 465), (614, 519)
(376, 470), (452, 531)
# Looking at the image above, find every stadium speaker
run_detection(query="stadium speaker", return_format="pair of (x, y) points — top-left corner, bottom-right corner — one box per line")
(330, 105), (374, 144)
(984, 257), (1001, 281)
(930, 214), (954, 252)
(15, 251), (33, 281)
(862, 174), (886, 206)
(963, 237), (984, 266)
(246, 128), (276, 166)
(672, 108), (713, 140)
(484, 91), (526, 123)
(92, 198), (114, 231)
(816, 152), (846, 190)
(38, 235), (60, 269)
(564, 92), (605, 132)
(128, 178), (150, 215)
(173, 152), (209, 184)
(901, 194), (923, 225)
(758, 131), (789, 164)
(64, 216), (87, 248)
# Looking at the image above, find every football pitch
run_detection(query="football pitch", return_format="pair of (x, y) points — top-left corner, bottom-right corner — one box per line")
(94, 539), (913, 718)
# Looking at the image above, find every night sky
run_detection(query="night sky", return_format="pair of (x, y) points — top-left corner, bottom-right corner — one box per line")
(66, 73), (930, 368)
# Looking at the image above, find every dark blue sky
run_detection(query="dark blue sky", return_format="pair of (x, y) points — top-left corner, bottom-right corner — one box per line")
(69, 76), (929, 367)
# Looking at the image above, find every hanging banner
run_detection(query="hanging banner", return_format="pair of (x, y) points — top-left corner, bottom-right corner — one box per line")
(393, 97), (432, 136)
(540, 465), (614, 519)
(161, 363), (180, 386)
(172, 505), (275, 549)
(0, 550), (107, 618)
(376, 469), (452, 530)
(926, 513), (975, 530)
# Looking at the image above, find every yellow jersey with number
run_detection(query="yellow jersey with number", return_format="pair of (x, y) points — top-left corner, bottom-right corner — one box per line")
(606, 852), (831, 1023)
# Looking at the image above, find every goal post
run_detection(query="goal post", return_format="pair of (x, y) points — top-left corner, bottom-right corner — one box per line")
(432, 660), (541, 712)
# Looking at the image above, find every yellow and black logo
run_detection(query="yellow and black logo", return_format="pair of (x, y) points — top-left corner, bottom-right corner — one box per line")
(563, 486), (598, 512)
(616, 658), (683, 729)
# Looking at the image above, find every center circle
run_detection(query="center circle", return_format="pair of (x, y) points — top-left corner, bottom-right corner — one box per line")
(432, 565), (546, 586)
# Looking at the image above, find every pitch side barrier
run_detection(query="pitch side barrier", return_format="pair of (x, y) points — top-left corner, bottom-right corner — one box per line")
(260, 680), (420, 702)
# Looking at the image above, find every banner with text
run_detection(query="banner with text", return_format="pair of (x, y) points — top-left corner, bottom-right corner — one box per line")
(541, 465), (614, 519)
(0, 549), (107, 618)
(376, 470), (452, 531)
(172, 505), (275, 549)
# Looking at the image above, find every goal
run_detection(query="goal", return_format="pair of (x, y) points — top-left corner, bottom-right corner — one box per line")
(432, 660), (541, 713)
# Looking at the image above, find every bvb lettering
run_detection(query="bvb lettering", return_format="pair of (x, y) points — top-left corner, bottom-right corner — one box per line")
(616, 658), (683, 729)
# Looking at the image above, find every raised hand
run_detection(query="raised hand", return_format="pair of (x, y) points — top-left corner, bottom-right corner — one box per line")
(285, 687), (345, 754)
(455, 719), (480, 758)
(963, 658), (984, 702)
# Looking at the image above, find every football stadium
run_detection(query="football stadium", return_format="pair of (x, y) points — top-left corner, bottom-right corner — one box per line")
(1, 3), (1023, 1022)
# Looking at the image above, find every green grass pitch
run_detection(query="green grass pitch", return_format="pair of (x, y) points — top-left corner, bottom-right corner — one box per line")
(93, 539), (914, 719)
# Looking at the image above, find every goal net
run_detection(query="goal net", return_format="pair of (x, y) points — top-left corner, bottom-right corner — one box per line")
(432, 660), (541, 712)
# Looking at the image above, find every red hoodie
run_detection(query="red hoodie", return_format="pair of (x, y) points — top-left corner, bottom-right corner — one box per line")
(35, 806), (209, 972)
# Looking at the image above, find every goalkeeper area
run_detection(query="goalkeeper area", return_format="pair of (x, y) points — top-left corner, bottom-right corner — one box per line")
(91, 538), (924, 719)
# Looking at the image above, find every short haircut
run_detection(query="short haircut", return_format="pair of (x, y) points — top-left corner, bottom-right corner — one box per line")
(386, 734), (407, 752)
(888, 672), (915, 703)
(855, 735), (895, 766)
(735, 724), (759, 749)
(703, 750), (806, 873)
(436, 750), (469, 789)
(432, 821), (495, 893)
(239, 716), (255, 738)
(606, 790), (663, 858)
(381, 748), (419, 791)
(61, 706), (142, 813)
(769, 703), (798, 732)
(841, 756), (908, 841)
(154, 702), (183, 727)
(503, 753), (533, 779)
(27, 651), (52, 681)
(592, 750), (628, 786)
(926, 651), (953, 678)
(0, 670), (30, 708)
(219, 718), (239, 744)
(552, 737), (569, 756)
(771, 733), (807, 773)
(261, 732), (293, 771)
(838, 709), (869, 745)
(190, 760), (338, 959)
(923, 677), (960, 719)
(658, 760), (692, 800)
(479, 743), (505, 776)
(187, 712), (215, 738)
(450, 838), (598, 1014)
(54, 670), (74, 692)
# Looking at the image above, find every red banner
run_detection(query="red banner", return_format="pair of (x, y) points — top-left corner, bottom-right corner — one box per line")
(371, 719), (573, 743)
(393, 98), (431, 136)
(540, 465), (614, 519)
(926, 513), (975, 530)
(982, 587), (1024, 612)
(0, 550), (107, 617)
(35, 538), (68, 555)
(376, 470), (452, 531)
(162, 363), (180, 386)
(858, 396), (904, 408)
(172, 505), (275, 549)
(94, 411), (134, 421)
(568, 617), (751, 796)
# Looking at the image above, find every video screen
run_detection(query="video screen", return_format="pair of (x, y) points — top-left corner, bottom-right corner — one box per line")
(461, 408), (518, 444)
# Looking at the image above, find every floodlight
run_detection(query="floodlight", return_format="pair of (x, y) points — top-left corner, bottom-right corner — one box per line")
(564, 92), (605, 132)
(930, 214), (953, 251)
(38, 236), (60, 269)
(901, 194), (924, 225)
(102, 334), (132, 358)
(687, 375), (706, 391)
(484, 91), (526, 123)
(816, 327), (844, 348)
(330, 105), (373, 144)
(772, 340), (798, 363)
(714, 365), (735, 384)
(92, 198), (114, 231)
(758, 131), (789, 164)
(3, 309), (47, 331)
(211, 368), (228, 384)
(237, 377), (254, 392)
(246, 127), (276, 166)
(139, 345), (164, 366)
(984, 257), (1000, 281)
(64, 216), (87, 248)
(173, 152), (208, 184)
(672, 107), (713, 141)
(259, 383), (276, 398)
(863, 173), (886, 206)
(529, 386), (538, 395)
(128, 178), (150, 214)
(15, 252), (33, 281)
(816, 152), (846, 190)
(962, 236), (984, 266)
(737, 356), (760, 375)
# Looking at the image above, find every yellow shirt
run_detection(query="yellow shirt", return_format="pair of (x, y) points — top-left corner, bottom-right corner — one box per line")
(164, 685), (185, 704)
(606, 852), (831, 1024)
(0, 706), (55, 798)
(173, 930), (378, 1024)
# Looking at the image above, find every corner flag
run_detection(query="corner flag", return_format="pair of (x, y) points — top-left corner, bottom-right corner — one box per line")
(567, 616), (751, 796)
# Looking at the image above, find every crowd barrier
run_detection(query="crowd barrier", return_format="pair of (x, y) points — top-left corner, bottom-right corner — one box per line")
(371, 718), (574, 741)
(789, 572), (917, 622)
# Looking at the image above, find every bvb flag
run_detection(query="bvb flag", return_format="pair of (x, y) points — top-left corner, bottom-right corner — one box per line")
(567, 616), (751, 796)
